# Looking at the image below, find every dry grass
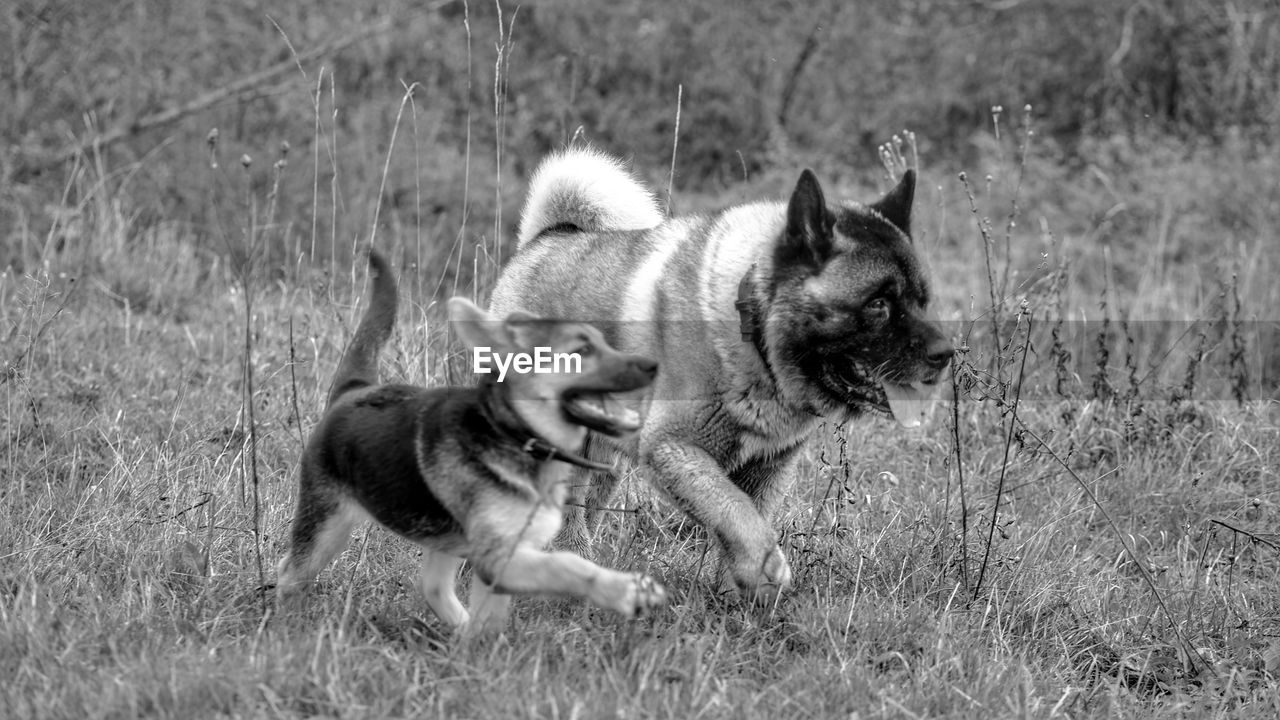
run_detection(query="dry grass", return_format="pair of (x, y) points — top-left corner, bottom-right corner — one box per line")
(3, 68), (1279, 720)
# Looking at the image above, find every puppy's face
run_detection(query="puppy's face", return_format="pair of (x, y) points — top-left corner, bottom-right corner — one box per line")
(449, 298), (658, 437)
(507, 319), (657, 436)
(768, 170), (953, 426)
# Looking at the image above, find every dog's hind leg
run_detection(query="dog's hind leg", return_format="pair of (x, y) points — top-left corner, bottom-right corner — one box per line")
(276, 491), (366, 605)
(415, 549), (469, 627)
(465, 579), (512, 635)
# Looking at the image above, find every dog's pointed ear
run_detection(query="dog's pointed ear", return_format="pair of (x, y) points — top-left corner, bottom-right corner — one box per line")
(779, 169), (835, 266)
(448, 297), (517, 350)
(870, 169), (915, 237)
(500, 310), (544, 350)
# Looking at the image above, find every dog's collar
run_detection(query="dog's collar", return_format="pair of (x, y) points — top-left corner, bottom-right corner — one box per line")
(517, 436), (616, 473)
(735, 264), (779, 384)
(479, 386), (617, 475)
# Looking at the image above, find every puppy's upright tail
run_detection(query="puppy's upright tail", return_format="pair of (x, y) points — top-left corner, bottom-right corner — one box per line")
(326, 250), (398, 407)
(517, 147), (664, 248)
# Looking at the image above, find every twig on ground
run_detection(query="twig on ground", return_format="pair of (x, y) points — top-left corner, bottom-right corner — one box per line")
(974, 308), (1032, 599)
(1210, 518), (1280, 554)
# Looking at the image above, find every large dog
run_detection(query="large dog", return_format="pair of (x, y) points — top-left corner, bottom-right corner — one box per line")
(277, 251), (666, 634)
(489, 149), (953, 602)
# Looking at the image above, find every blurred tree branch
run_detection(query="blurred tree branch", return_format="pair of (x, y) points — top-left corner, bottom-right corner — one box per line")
(777, 21), (822, 132)
(9, 16), (393, 184)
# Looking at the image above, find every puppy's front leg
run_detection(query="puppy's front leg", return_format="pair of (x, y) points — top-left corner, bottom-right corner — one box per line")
(470, 544), (665, 620)
(644, 437), (793, 603)
(468, 491), (670, 622)
(464, 497), (666, 624)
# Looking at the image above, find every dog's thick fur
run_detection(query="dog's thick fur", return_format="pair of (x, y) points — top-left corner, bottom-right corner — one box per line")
(277, 251), (665, 633)
(489, 148), (953, 601)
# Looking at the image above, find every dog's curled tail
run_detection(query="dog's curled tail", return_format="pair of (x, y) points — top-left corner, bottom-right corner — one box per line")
(326, 250), (398, 407)
(517, 147), (664, 248)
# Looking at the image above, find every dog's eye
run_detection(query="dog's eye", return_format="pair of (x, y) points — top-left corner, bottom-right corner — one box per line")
(864, 297), (890, 321)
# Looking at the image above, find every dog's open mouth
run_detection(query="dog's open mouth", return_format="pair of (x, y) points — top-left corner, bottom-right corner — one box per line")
(562, 391), (643, 436)
(879, 381), (939, 428)
(828, 362), (940, 428)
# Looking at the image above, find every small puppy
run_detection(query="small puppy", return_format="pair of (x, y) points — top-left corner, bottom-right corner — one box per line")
(276, 251), (665, 633)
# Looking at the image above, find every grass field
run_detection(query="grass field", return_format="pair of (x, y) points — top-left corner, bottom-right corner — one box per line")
(4, 20), (1280, 719)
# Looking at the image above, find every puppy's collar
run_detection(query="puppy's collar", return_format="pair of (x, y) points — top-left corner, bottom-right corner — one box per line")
(735, 264), (778, 384)
(479, 387), (617, 475)
(519, 436), (616, 474)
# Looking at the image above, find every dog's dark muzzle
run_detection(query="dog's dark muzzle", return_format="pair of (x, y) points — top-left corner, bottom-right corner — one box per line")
(894, 317), (953, 384)
(920, 325), (954, 375)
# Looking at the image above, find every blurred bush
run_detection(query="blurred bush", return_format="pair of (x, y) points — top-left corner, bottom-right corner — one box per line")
(2, 0), (1276, 280)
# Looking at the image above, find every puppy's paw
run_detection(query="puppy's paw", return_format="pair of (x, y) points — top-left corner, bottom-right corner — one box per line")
(626, 573), (667, 618)
(599, 571), (667, 618)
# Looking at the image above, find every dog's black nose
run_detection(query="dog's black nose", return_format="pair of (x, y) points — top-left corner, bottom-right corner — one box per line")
(925, 337), (954, 370)
(635, 357), (659, 380)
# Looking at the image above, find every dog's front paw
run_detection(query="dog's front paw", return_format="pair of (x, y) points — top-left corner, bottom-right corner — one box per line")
(599, 571), (667, 618)
(759, 546), (793, 602)
(732, 545), (792, 605)
(628, 573), (667, 618)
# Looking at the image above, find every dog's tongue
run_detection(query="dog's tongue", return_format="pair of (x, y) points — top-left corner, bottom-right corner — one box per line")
(882, 382), (934, 428)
